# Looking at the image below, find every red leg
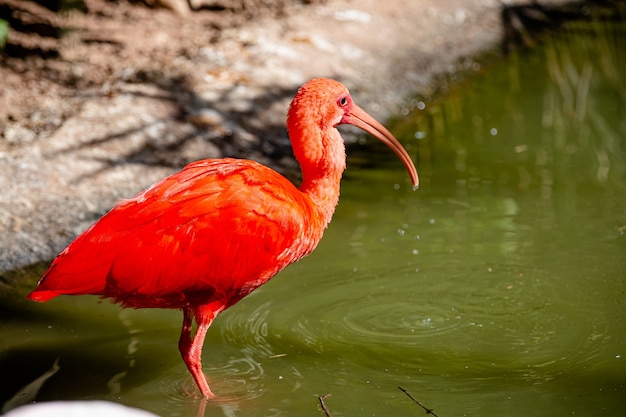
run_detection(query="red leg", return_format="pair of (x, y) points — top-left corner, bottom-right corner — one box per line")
(178, 305), (221, 398)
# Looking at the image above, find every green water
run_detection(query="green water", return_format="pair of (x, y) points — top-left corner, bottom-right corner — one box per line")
(2, 21), (625, 417)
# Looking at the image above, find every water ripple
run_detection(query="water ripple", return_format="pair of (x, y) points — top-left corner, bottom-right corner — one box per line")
(252, 267), (621, 387)
(331, 297), (463, 345)
(158, 354), (265, 404)
(264, 277), (467, 356)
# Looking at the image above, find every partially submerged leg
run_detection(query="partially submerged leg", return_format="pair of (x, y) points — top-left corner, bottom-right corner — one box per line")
(178, 305), (221, 398)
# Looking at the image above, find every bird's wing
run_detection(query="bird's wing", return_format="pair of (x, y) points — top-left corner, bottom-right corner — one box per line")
(28, 159), (322, 308)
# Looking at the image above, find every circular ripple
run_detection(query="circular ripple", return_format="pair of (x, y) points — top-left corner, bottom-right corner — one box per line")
(214, 266), (620, 390)
(158, 355), (265, 403)
(264, 277), (467, 355)
(331, 298), (463, 346)
(261, 269), (619, 384)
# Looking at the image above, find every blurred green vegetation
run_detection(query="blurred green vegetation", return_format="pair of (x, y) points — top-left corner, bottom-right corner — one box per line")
(0, 18), (8, 49)
(393, 18), (626, 195)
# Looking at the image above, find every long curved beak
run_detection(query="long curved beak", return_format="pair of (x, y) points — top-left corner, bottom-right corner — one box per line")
(343, 105), (419, 188)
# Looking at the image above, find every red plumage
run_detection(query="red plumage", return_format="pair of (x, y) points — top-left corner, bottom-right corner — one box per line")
(29, 159), (322, 309)
(26, 78), (419, 398)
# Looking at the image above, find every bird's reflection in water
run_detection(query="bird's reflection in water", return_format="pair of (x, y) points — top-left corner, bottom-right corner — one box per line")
(106, 309), (141, 394)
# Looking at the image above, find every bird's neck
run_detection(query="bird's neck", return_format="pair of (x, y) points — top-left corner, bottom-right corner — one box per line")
(295, 128), (346, 226)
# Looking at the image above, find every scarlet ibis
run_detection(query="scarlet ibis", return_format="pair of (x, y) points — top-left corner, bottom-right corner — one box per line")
(26, 78), (419, 398)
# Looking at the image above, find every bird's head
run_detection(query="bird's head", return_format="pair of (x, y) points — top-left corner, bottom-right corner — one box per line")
(287, 78), (419, 188)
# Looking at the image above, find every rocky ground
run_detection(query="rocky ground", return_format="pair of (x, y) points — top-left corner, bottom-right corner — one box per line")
(0, 0), (597, 284)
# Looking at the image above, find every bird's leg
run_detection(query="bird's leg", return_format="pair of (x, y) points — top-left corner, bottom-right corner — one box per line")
(178, 306), (194, 360)
(179, 305), (217, 398)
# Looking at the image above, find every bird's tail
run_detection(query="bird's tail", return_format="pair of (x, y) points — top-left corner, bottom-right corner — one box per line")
(25, 288), (60, 302)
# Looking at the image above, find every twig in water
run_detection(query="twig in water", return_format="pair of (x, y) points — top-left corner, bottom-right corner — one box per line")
(318, 394), (333, 417)
(398, 386), (440, 417)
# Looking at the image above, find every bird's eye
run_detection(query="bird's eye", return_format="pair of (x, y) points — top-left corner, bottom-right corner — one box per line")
(338, 96), (349, 107)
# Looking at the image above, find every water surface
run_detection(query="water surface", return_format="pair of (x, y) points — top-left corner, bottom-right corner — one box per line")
(2, 20), (625, 417)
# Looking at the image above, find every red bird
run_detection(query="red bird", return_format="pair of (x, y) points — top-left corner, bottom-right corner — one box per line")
(27, 78), (419, 398)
